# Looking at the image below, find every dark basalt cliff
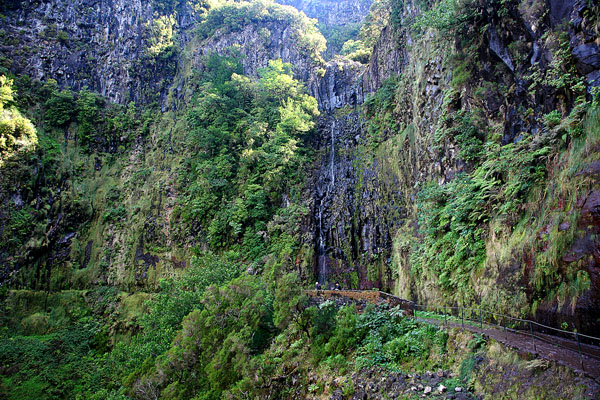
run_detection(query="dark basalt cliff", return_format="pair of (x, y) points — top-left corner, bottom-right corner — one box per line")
(0, 0), (205, 104)
(299, 0), (600, 333)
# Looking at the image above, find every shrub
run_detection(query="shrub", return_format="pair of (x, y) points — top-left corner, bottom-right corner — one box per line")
(45, 89), (76, 126)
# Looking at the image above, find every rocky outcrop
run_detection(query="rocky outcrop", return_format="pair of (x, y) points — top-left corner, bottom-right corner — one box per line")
(570, 1), (600, 86)
(328, 368), (472, 400)
(363, 24), (404, 93)
(192, 21), (322, 84)
(308, 58), (365, 111)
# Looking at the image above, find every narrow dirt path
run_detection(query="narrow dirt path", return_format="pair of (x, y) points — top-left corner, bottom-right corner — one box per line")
(306, 290), (600, 382)
(418, 316), (600, 382)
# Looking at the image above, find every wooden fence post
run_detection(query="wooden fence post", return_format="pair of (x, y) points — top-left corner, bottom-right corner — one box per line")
(529, 321), (536, 352)
(575, 332), (585, 372)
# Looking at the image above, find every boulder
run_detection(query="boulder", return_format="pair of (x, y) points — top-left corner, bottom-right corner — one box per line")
(573, 43), (600, 75)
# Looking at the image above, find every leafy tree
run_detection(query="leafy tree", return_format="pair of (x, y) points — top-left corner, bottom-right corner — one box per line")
(111, 252), (242, 379)
(340, 0), (399, 63)
(0, 75), (13, 109)
(76, 88), (104, 146)
(0, 75), (37, 163)
(273, 272), (307, 329)
(179, 56), (318, 258)
(128, 275), (274, 399)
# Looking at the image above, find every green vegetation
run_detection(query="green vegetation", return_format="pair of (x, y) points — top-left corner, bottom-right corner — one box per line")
(340, 0), (402, 63)
(319, 22), (361, 59)
(146, 15), (177, 57)
(0, 288), (126, 399)
(1, 20), (321, 394)
(0, 322), (111, 400)
(152, 0), (214, 14)
(0, 75), (155, 293)
(44, 87), (76, 127)
(43, 80), (144, 150)
(412, 0), (476, 36)
(176, 55), (318, 262)
(116, 277), (455, 399)
(0, 75), (37, 164)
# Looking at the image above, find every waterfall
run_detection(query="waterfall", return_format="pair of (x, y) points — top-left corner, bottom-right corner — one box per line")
(317, 121), (336, 287)
(330, 120), (335, 186)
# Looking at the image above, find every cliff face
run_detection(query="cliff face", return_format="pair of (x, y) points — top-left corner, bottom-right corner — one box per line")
(0, 0), (329, 291)
(0, 0), (202, 104)
(302, 0), (600, 332)
(191, 19), (321, 83)
(276, 0), (373, 59)
(0, 0), (374, 103)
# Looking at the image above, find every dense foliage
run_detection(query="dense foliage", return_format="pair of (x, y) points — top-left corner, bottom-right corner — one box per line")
(175, 55), (318, 263)
(114, 273), (460, 399)
(340, 0), (403, 63)
(0, 322), (110, 399)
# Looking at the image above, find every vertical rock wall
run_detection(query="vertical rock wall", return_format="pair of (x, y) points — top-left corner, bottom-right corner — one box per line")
(0, 0), (201, 104)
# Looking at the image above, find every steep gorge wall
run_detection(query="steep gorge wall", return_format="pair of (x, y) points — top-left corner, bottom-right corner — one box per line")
(304, 0), (600, 333)
(277, 0), (372, 26)
(0, 0), (331, 292)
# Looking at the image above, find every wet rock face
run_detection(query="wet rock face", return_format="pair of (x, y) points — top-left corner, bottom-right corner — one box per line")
(302, 2), (451, 290)
(0, 0), (200, 104)
(308, 59), (365, 112)
(362, 1), (422, 94)
(569, 1), (600, 86)
(309, 110), (364, 287)
(549, 0), (576, 26)
(573, 43), (600, 76)
(305, 59), (406, 289)
(362, 25), (406, 94)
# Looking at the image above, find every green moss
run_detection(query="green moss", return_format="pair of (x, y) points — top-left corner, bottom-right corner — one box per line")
(2, 290), (89, 334)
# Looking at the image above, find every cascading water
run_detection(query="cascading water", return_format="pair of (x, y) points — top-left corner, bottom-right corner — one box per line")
(317, 121), (336, 287)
